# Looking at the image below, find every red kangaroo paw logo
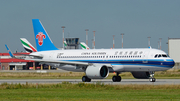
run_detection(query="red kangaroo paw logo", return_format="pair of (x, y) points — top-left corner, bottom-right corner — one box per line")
(36, 32), (46, 46)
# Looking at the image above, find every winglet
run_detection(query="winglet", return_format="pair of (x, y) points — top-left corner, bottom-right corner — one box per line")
(5, 44), (14, 58)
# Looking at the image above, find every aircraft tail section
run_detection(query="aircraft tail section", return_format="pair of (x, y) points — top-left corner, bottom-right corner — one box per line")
(5, 44), (14, 58)
(20, 38), (37, 53)
(64, 41), (68, 48)
(80, 42), (90, 49)
(32, 19), (58, 51)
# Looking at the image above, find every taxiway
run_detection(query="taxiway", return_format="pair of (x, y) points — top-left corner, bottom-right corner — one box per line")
(0, 79), (180, 85)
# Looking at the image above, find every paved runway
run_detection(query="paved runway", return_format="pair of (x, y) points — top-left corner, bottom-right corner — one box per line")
(0, 79), (180, 85)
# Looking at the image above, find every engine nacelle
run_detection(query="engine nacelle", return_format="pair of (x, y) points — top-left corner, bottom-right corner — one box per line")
(86, 64), (109, 79)
(131, 72), (151, 79)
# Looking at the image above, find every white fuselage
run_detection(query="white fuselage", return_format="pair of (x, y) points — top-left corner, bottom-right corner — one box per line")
(30, 48), (175, 72)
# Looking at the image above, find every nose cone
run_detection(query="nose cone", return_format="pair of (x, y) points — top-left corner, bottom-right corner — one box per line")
(166, 59), (175, 68)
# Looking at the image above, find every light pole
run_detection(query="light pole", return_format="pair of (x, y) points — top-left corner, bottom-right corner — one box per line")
(61, 26), (65, 49)
(148, 37), (151, 47)
(85, 29), (89, 46)
(113, 35), (115, 49)
(159, 38), (162, 50)
(121, 33), (124, 48)
(93, 31), (96, 49)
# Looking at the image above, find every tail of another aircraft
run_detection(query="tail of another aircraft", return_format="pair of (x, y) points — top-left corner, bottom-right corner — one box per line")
(5, 44), (14, 58)
(80, 42), (90, 49)
(32, 19), (58, 51)
(64, 41), (68, 48)
(20, 38), (37, 53)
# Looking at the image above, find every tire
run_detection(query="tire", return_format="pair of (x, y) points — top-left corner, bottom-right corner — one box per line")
(112, 76), (117, 82)
(117, 76), (121, 82)
(82, 76), (91, 82)
(82, 76), (87, 82)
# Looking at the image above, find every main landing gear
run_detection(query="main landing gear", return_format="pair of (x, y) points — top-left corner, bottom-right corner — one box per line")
(82, 76), (91, 82)
(112, 72), (121, 82)
(149, 71), (156, 82)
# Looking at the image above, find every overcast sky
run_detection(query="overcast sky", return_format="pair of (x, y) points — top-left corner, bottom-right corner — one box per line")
(0, 0), (180, 53)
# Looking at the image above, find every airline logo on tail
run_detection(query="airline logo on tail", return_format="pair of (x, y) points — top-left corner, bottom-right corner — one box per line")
(32, 19), (58, 51)
(20, 38), (37, 53)
(36, 32), (46, 46)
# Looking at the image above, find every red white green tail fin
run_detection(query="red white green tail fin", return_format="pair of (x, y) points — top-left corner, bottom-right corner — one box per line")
(20, 38), (37, 53)
(80, 42), (90, 50)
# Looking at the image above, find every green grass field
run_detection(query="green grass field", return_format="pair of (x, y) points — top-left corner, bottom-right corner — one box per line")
(0, 70), (180, 100)
(0, 82), (180, 101)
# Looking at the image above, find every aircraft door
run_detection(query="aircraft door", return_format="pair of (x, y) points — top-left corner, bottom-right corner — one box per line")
(143, 51), (149, 63)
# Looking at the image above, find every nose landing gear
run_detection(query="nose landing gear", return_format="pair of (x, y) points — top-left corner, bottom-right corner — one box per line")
(149, 71), (156, 82)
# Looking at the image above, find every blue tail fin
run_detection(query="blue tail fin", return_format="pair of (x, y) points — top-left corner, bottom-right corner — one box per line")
(32, 19), (59, 51)
(5, 44), (14, 58)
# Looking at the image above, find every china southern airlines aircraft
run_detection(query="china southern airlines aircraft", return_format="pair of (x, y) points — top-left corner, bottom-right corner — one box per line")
(6, 19), (175, 82)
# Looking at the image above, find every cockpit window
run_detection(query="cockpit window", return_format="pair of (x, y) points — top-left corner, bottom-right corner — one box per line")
(158, 54), (162, 58)
(154, 54), (158, 58)
(154, 54), (168, 58)
(162, 54), (168, 57)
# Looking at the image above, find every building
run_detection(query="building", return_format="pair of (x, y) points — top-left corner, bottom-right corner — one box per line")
(168, 38), (180, 70)
(65, 38), (79, 49)
(0, 52), (54, 70)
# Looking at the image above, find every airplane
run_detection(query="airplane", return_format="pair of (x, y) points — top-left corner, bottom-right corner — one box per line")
(20, 38), (37, 52)
(6, 19), (175, 82)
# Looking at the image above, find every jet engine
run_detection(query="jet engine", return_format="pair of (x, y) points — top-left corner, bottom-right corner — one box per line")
(85, 64), (109, 79)
(131, 72), (151, 79)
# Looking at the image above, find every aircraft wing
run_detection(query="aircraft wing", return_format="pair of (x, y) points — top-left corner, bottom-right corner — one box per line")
(26, 58), (90, 66)
(25, 58), (112, 67)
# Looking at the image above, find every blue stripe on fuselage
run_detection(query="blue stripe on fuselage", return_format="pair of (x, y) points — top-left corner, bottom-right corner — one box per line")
(59, 59), (175, 68)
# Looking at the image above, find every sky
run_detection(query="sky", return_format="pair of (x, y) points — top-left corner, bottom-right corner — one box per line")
(0, 0), (180, 53)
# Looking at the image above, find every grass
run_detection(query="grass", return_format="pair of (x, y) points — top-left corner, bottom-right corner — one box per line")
(0, 70), (180, 79)
(0, 82), (180, 101)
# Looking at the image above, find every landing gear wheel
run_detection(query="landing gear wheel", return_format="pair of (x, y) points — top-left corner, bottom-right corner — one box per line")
(149, 78), (156, 82)
(117, 76), (121, 82)
(112, 76), (121, 82)
(82, 76), (91, 82)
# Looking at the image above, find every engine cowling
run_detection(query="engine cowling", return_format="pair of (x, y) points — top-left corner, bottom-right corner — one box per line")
(86, 64), (109, 79)
(131, 72), (151, 79)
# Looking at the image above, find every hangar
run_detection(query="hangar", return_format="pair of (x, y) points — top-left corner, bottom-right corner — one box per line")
(168, 38), (180, 70)
(0, 52), (54, 70)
